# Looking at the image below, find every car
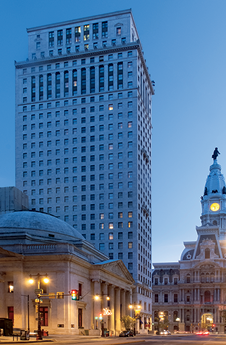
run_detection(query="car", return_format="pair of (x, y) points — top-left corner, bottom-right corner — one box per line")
(160, 330), (171, 335)
(119, 331), (129, 337)
(119, 330), (135, 337)
(127, 330), (135, 336)
(196, 331), (209, 335)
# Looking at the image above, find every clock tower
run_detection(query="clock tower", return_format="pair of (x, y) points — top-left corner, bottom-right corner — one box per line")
(201, 148), (226, 238)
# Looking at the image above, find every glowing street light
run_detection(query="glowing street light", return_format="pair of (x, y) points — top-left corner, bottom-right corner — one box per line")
(28, 273), (49, 340)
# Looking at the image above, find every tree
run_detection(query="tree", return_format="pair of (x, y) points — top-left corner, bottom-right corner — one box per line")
(121, 315), (136, 330)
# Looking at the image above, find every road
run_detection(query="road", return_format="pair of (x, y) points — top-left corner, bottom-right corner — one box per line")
(50, 333), (226, 345)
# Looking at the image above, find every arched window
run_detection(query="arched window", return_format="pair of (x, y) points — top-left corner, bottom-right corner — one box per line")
(186, 275), (191, 283)
(205, 248), (210, 259)
(204, 290), (211, 303)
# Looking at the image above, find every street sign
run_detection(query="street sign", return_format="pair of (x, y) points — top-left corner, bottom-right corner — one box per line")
(57, 292), (64, 299)
(49, 292), (56, 299)
(35, 289), (43, 294)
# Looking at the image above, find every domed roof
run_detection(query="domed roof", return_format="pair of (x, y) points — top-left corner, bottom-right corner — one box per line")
(203, 159), (226, 196)
(0, 211), (84, 241)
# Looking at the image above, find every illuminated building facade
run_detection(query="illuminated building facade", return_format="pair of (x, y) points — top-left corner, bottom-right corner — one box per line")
(15, 9), (154, 325)
(152, 153), (226, 333)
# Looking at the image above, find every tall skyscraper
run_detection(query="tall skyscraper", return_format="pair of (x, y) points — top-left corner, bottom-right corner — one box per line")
(15, 9), (154, 323)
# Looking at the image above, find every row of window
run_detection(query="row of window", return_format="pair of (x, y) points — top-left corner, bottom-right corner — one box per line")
(23, 65), (132, 101)
(48, 22), (109, 47)
(23, 113), (134, 125)
(21, 91), (133, 115)
(23, 57), (132, 75)
(23, 122), (133, 132)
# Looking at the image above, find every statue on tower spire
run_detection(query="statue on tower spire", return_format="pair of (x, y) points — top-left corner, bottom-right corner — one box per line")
(212, 147), (220, 161)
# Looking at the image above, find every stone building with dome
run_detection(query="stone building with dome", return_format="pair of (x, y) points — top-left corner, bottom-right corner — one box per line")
(152, 150), (226, 333)
(0, 210), (142, 335)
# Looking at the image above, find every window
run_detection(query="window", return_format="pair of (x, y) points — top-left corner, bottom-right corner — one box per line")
(116, 27), (121, 35)
(128, 242), (133, 249)
(128, 263), (133, 270)
(164, 294), (168, 303)
(8, 307), (14, 324)
(155, 294), (158, 303)
(8, 281), (14, 293)
(99, 243), (105, 251)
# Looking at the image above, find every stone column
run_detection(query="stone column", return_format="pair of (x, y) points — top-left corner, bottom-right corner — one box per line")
(0, 273), (6, 318)
(14, 269), (25, 329)
(121, 290), (126, 317)
(115, 288), (121, 334)
(102, 283), (108, 330)
(93, 280), (101, 330)
(109, 285), (115, 333)
(141, 314), (144, 330)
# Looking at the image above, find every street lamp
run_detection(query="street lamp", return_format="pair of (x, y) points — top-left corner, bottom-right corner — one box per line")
(176, 317), (180, 332)
(94, 293), (110, 336)
(28, 273), (49, 340)
(129, 304), (142, 335)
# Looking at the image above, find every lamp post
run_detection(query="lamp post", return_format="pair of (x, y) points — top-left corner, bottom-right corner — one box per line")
(94, 293), (110, 336)
(157, 311), (164, 334)
(129, 303), (142, 335)
(28, 273), (49, 340)
(176, 317), (180, 332)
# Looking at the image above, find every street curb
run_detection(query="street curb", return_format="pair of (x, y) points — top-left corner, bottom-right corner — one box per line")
(0, 341), (53, 344)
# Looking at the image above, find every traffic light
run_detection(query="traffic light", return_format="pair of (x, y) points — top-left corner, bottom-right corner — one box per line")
(212, 324), (215, 327)
(71, 289), (78, 300)
(35, 305), (38, 313)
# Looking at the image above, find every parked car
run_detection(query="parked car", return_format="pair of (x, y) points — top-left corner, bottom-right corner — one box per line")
(119, 331), (129, 337)
(119, 330), (135, 337)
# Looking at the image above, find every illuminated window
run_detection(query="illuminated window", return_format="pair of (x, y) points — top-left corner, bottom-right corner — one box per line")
(109, 222), (113, 229)
(75, 26), (81, 42)
(109, 233), (113, 240)
(8, 282), (14, 293)
(108, 104), (113, 110)
(128, 212), (133, 218)
(116, 27), (121, 35)
(84, 24), (90, 40)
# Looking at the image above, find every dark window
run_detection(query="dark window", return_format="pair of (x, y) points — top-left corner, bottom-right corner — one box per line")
(8, 307), (14, 325)
(155, 294), (158, 303)
(164, 294), (168, 303)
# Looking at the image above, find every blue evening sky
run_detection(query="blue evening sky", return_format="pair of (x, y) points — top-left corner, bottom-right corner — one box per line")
(0, 0), (226, 264)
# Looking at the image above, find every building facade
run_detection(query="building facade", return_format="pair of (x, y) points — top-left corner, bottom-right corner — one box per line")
(152, 152), (226, 333)
(0, 187), (29, 214)
(15, 9), (154, 322)
(0, 210), (141, 335)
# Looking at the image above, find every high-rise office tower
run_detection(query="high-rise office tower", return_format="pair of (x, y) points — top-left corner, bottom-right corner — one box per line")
(15, 9), (154, 322)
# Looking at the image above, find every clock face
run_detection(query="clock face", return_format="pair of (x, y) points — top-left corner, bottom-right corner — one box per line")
(210, 203), (220, 212)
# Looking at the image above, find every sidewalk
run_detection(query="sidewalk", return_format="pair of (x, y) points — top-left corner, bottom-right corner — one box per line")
(0, 336), (53, 344)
